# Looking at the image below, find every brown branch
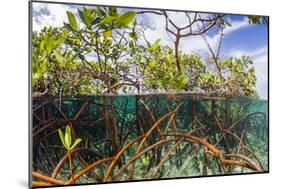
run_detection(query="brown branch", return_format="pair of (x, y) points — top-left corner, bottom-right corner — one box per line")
(112, 138), (181, 180)
(32, 181), (53, 187)
(52, 147), (103, 179)
(139, 99), (162, 134)
(151, 138), (184, 178)
(33, 120), (57, 138)
(32, 171), (65, 185)
(136, 103), (182, 153)
(163, 11), (177, 36)
(228, 112), (266, 131)
(53, 103), (78, 138)
(162, 133), (262, 172)
(77, 154), (101, 181)
(67, 151), (75, 184)
(165, 100), (178, 133)
(218, 128), (264, 170)
(128, 103), (182, 179)
(224, 153), (263, 172)
(32, 101), (51, 111)
(180, 19), (217, 37)
(66, 157), (114, 184)
(103, 135), (144, 182)
(103, 82), (138, 94)
(73, 101), (89, 120)
(181, 15), (220, 30)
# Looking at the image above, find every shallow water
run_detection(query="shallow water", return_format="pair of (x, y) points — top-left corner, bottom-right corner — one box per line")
(32, 94), (268, 184)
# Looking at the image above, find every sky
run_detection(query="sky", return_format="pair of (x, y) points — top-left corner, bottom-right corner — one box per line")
(32, 2), (268, 99)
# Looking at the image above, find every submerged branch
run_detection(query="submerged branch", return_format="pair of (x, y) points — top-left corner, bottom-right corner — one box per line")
(32, 171), (65, 185)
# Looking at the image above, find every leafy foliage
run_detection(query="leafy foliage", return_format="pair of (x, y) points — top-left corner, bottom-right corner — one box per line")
(66, 11), (78, 31)
(58, 125), (82, 151)
(248, 16), (268, 26)
(32, 7), (261, 98)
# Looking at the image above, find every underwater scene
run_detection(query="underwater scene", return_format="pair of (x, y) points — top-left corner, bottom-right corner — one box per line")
(32, 94), (268, 186)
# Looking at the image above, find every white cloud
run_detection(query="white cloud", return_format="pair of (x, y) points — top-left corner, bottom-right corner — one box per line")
(180, 17), (251, 56)
(165, 12), (197, 28)
(227, 46), (267, 58)
(140, 12), (226, 55)
(179, 17), (252, 55)
(32, 2), (77, 31)
(224, 17), (250, 35)
(139, 13), (173, 46)
(252, 53), (268, 100)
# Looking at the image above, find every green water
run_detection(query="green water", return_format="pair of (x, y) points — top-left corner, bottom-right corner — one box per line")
(32, 94), (268, 183)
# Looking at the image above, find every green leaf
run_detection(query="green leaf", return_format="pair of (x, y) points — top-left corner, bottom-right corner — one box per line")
(45, 35), (53, 54)
(39, 40), (46, 53)
(67, 37), (81, 45)
(65, 125), (71, 136)
(151, 39), (161, 51)
(92, 17), (101, 26)
(53, 30), (69, 48)
(70, 138), (82, 150)
(129, 31), (138, 41)
(180, 76), (188, 86)
(117, 11), (136, 28)
(58, 129), (67, 149)
(100, 16), (116, 26)
(78, 53), (86, 61)
(146, 41), (151, 48)
(65, 125), (72, 150)
(63, 22), (73, 31)
(66, 11), (78, 31)
(129, 41), (134, 48)
(148, 61), (156, 68)
(109, 7), (117, 16)
(54, 52), (64, 65)
(78, 8), (93, 27)
(97, 8), (107, 17)
(78, 9), (88, 26)
(141, 155), (150, 166)
(103, 30), (112, 38)
(32, 73), (40, 83)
